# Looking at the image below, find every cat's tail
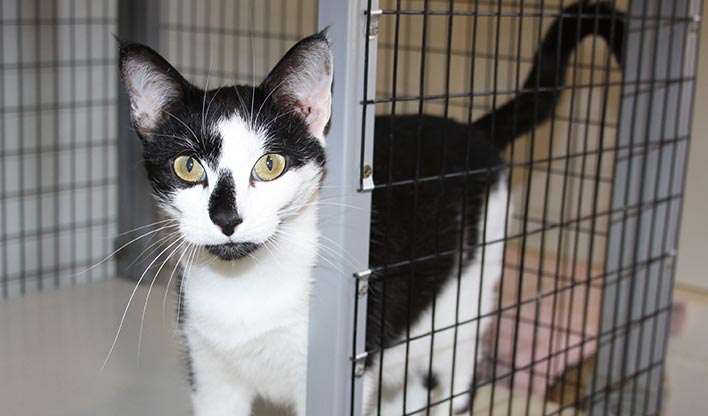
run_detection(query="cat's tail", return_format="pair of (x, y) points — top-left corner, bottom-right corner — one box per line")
(473, 1), (625, 150)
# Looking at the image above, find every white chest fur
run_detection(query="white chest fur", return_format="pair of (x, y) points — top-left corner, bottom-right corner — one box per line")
(182, 204), (318, 415)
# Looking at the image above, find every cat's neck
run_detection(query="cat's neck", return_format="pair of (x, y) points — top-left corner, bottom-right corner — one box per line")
(180, 202), (319, 347)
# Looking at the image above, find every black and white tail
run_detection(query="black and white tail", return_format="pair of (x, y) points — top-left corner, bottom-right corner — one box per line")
(473, 1), (625, 149)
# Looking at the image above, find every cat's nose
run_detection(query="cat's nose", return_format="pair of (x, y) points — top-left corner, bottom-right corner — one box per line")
(208, 170), (242, 237)
(211, 213), (243, 236)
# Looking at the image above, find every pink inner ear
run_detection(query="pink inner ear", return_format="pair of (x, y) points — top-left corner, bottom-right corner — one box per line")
(295, 103), (313, 117)
(296, 75), (332, 141)
(132, 90), (162, 125)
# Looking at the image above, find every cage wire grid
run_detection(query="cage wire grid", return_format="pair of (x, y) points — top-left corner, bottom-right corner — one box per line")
(0, 0), (701, 415)
(0, 0), (119, 298)
(351, 0), (700, 415)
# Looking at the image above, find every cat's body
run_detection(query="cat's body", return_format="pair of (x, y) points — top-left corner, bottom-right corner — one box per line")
(118, 3), (623, 415)
(365, 115), (508, 414)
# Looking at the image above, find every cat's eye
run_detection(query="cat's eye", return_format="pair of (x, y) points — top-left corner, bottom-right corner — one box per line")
(252, 154), (287, 182)
(173, 155), (206, 183)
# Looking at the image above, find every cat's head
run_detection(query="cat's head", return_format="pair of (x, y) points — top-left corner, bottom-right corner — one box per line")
(119, 32), (332, 261)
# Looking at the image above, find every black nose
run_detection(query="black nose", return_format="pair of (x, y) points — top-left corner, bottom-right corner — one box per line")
(208, 170), (243, 237)
(211, 214), (243, 236)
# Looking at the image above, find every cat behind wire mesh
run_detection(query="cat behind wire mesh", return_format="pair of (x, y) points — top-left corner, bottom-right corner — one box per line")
(117, 2), (623, 415)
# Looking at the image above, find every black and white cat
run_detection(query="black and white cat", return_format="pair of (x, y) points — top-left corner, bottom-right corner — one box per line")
(118, 2), (623, 415)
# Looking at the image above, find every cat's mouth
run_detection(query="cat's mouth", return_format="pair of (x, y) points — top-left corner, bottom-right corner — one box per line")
(205, 242), (261, 261)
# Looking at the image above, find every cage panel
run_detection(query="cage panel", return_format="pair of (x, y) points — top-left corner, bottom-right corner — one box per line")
(354, 0), (698, 415)
(0, 0), (118, 298)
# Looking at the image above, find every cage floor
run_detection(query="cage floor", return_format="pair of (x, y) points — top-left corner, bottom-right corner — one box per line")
(0, 277), (192, 416)
(0, 276), (550, 416)
(1, 276), (700, 416)
(0, 277), (289, 416)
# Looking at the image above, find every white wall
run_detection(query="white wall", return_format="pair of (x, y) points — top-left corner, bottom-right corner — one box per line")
(676, 2), (708, 291)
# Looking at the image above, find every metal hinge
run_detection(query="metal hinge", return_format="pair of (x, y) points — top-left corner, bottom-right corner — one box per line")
(352, 352), (369, 378)
(354, 269), (371, 298)
(367, 9), (382, 40)
(360, 163), (374, 192)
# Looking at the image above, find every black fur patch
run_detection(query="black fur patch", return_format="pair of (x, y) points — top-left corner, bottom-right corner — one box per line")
(366, 115), (501, 360)
(363, 2), (626, 390)
(136, 83), (325, 206)
(422, 372), (440, 391)
(176, 273), (196, 392)
(208, 169), (241, 236)
(205, 242), (261, 261)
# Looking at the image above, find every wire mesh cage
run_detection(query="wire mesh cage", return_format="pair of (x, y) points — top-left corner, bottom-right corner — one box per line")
(0, 0), (119, 298)
(158, 0), (318, 88)
(349, 0), (700, 415)
(0, 0), (701, 415)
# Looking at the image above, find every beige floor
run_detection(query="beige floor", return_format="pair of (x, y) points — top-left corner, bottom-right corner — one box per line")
(0, 278), (704, 416)
(0, 278), (192, 416)
(663, 287), (708, 416)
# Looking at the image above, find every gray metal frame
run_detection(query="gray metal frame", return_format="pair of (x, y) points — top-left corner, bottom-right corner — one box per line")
(306, 1), (379, 415)
(116, 0), (162, 280)
(592, 0), (701, 414)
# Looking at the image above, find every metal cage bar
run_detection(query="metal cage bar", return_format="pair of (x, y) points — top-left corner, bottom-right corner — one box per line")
(116, 0), (161, 280)
(306, 1), (378, 415)
(591, 0), (701, 414)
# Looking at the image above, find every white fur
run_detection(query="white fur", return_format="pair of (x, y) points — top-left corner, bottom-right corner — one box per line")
(362, 183), (509, 416)
(172, 116), (322, 416)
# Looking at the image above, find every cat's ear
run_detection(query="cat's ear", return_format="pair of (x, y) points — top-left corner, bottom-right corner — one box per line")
(119, 42), (190, 137)
(261, 31), (333, 142)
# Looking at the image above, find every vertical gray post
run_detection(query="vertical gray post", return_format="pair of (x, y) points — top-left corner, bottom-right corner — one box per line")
(307, 1), (378, 415)
(116, 0), (161, 280)
(591, 0), (700, 414)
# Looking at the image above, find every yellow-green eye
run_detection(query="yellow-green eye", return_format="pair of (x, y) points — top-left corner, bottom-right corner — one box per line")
(252, 154), (286, 181)
(173, 155), (206, 183)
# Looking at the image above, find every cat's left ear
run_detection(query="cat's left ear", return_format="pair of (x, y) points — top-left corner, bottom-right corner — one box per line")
(261, 31), (333, 143)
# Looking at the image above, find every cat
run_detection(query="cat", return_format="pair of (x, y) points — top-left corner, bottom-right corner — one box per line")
(364, 3), (624, 414)
(117, 2), (623, 415)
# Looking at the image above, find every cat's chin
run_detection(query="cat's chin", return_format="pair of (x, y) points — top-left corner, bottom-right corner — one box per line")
(205, 242), (261, 261)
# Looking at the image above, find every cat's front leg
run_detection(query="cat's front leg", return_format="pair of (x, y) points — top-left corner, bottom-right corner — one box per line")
(188, 335), (254, 416)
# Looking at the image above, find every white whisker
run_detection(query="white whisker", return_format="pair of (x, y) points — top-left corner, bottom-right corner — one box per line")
(101, 237), (184, 373)
(112, 218), (178, 238)
(165, 110), (200, 144)
(175, 244), (199, 335)
(73, 224), (179, 279)
(201, 54), (213, 140)
(254, 77), (289, 128)
(248, 1), (256, 129)
(147, 132), (200, 152)
(138, 238), (187, 361)
(162, 242), (193, 326)
(129, 229), (182, 269)
(205, 85), (224, 139)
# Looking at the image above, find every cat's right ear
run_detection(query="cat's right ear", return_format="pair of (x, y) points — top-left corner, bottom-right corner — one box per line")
(119, 42), (190, 137)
